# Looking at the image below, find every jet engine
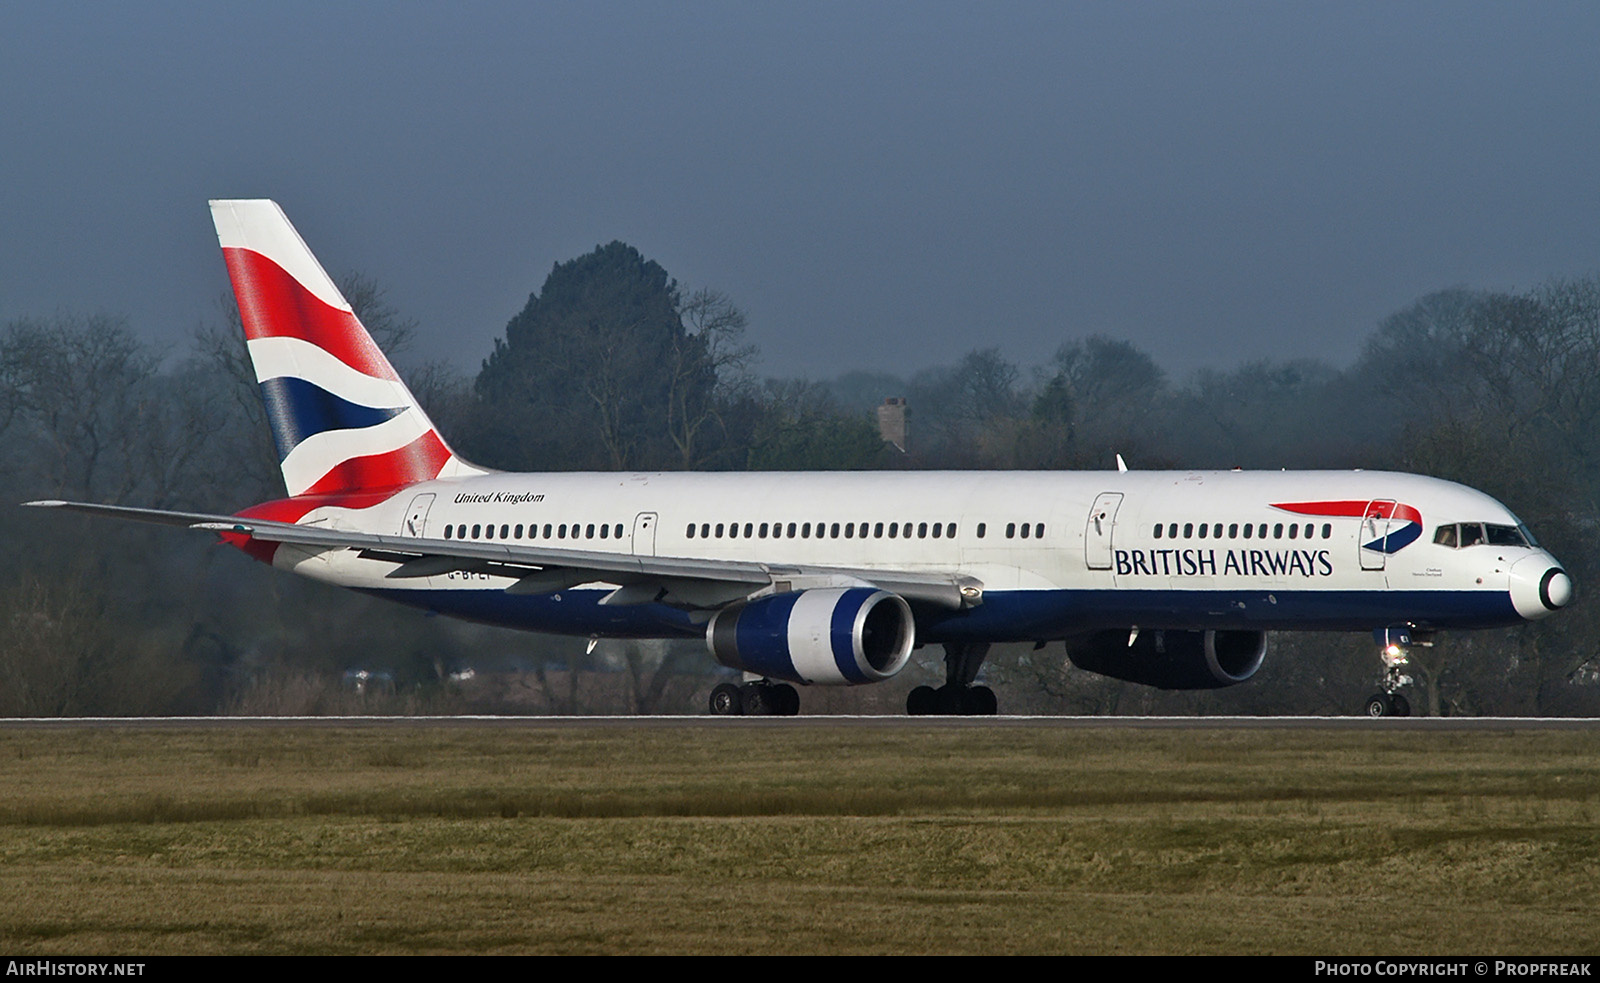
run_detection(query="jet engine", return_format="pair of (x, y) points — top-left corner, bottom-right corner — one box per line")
(707, 587), (915, 686)
(1066, 628), (1267, 689)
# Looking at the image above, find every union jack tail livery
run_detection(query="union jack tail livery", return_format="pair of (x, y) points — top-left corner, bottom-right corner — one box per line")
(210, 199), (486, 497)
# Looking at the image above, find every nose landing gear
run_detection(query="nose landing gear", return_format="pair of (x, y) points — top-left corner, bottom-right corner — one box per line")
(1362, 628), (1422, 717)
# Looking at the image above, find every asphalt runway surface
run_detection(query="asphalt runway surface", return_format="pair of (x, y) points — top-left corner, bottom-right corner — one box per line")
(1, 715), (1596, 730)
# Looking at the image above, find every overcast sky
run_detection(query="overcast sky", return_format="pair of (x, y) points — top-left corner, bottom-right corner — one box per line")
(3, 2), (1598, 381)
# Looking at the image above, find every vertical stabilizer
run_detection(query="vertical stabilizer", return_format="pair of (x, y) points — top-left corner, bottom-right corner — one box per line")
(209, 199), (485, 496)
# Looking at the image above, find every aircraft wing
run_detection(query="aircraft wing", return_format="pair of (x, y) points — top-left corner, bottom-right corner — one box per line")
(25, 500), (983, 610)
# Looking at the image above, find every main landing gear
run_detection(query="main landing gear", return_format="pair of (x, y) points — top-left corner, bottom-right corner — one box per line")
(906, 642), (998, 716)
(1362, 628), (1421, 717)
(709, 680), (799, 716)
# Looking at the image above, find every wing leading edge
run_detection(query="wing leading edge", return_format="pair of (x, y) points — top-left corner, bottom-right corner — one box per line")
(25, 500), (983, 611)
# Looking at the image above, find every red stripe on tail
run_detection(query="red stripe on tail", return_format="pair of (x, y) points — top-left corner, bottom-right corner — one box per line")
(299, 430), (452, 497)
(221, 246), (400, 381)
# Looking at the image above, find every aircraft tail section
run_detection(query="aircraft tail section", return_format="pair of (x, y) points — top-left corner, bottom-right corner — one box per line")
(209, 199), (485, 496)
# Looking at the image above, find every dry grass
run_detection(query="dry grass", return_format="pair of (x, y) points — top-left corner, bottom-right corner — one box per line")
(0, 725), (1595, 954)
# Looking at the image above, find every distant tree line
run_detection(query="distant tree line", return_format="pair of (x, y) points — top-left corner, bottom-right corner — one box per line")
(1, 240), (1596, 716)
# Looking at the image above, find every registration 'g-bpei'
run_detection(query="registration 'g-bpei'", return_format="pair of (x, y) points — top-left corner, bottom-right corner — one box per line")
(28, 201), (1573, 717)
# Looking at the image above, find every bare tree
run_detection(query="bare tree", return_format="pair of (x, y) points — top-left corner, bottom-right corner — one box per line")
(668, 288), (756, 469)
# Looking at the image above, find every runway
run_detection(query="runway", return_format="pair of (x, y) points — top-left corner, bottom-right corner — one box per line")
(1, 714), (1597, 730)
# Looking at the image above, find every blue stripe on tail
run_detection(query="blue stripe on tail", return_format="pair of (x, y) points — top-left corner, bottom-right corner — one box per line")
(258, 376), (406, 461)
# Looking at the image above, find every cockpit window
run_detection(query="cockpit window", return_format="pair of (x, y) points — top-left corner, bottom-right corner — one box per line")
(1434, 522), (1530, 549)
(1485, 524), (1529, 547)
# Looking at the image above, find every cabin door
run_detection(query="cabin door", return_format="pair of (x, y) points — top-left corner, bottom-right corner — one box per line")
(632, 512), (658, 556)
(401, 493), (435, 537)
(1359, 499), (1394, 570)
(1085, 492), (1124, 570)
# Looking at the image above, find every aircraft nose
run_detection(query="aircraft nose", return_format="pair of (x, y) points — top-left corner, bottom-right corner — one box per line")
(1509, 554), (1572, 619)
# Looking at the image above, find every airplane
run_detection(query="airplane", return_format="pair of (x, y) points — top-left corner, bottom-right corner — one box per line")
(27, 200), (1573, 717)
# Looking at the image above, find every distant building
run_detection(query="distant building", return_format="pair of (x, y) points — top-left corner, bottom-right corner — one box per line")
(877, 397), (908, 453)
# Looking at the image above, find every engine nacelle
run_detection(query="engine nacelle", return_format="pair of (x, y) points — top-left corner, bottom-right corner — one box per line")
(1066, 629), (1267, 690)
(707, 587), (915, 686)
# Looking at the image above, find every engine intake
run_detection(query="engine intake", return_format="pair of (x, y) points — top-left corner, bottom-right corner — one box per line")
(707, 587), (915, 686)
(1066, 629), (1267, 690)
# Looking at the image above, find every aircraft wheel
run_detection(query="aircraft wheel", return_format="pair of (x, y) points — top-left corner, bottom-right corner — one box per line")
(740, 683), (772, 716)
(963, 686), (998, 716)
(772, 683), (800, 716)
(935, 684), (966, 715)
(709, 683), (743, 716)
(906, 686), (937, 716)
(1389, 693), (1411, 717)
(1364, 693), (1392, 717)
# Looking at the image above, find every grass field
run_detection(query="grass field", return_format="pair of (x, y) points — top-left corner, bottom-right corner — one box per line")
(0, 722), (1595, 955)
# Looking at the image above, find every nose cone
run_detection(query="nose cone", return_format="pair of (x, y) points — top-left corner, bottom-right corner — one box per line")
(1510, 553), (1572, 620)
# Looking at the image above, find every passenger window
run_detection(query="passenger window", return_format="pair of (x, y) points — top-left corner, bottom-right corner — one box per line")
(875, 522), (884, 538)
(830, 523), (841, 538)
(760, 522), (769, 538)
(586, 524), (595, 538)
(444, 525), (453, 540)
(949, 524), (958, 537)
(599, 524), (608, 539)
(615, 524), (623, 538)
(1228, 523), (1237, 538)
(1273, 523), (1283, 539)
(687, 523), (696, 538)
(787, 523), (796, 537)
(1242, 524), (1252, 539)
(1198, 524), (1207, 539)
(1322, 524), (1331, 539)
(976, 522), (985, 538)
(542, 524), (552, 538)
(472, 524), (482, 539)
(716, 523), (725, 538)
(1288, 524), (1298, 539)
(932, 523), (942, 539)
(844, 523), (854, 539)
(917, 522), (928, 538)
(1154, 524), (1164, 539)
(1183, 523), (1193, 538)
(515, 524), (523, 539)
(744, 523), (753, 538)
(802, 523), (811, 538)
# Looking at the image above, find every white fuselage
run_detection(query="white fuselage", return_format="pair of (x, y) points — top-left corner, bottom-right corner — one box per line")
(263, 468), (1563, 642)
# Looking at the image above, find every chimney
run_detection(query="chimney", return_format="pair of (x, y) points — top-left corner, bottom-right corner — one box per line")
(877, 397), (908, 453)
